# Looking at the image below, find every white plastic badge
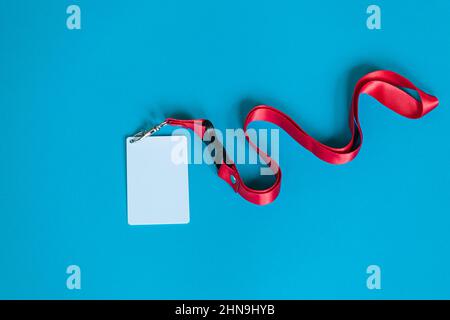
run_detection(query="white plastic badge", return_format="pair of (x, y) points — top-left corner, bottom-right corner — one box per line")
(126, 135), (190, 225)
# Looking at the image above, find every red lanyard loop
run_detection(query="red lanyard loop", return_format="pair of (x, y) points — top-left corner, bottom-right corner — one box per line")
(164, 70), (438, 205)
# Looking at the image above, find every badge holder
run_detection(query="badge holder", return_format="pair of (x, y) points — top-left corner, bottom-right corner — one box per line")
(126, 121), (190, 225)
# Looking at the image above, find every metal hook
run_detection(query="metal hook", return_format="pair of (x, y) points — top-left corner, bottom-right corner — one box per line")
(129, 121), (167, 143)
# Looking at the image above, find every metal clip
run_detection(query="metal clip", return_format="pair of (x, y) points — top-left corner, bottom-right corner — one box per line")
(129, 121), (167, 143)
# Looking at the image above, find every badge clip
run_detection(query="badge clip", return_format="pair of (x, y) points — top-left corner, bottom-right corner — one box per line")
(130, 121), (167, 143)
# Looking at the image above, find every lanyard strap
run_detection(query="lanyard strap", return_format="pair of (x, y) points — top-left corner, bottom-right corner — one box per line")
(141, 70), (439, 205)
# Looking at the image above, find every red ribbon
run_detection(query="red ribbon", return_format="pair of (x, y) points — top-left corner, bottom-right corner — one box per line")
(166, 70), (439, 205)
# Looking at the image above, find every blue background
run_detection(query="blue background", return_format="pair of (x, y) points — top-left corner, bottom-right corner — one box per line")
(1, 0), (449, 299)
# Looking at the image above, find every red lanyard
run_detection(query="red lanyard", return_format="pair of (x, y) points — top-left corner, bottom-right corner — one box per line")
(134, 70), (439, 205)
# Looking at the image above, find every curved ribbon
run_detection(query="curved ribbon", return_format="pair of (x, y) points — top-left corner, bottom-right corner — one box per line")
(165, 70), (439, 205)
